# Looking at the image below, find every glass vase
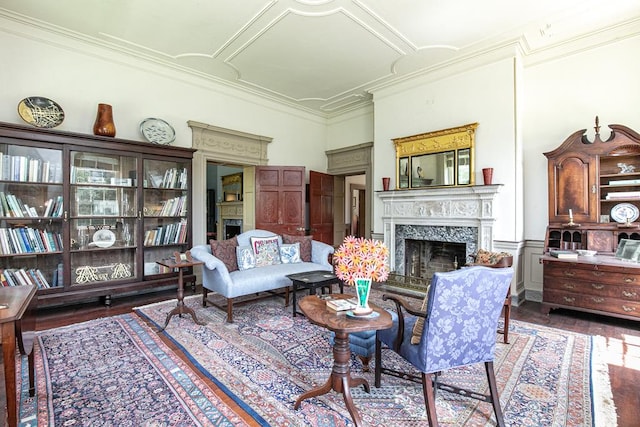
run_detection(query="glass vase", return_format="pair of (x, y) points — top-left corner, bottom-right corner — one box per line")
(354, 277), (372, 315)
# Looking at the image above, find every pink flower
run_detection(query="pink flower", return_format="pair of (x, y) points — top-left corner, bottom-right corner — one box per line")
(333, 236), (390, 286)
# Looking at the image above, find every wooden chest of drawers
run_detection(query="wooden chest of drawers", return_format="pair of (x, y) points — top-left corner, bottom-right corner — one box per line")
(541, 255), (640, 320)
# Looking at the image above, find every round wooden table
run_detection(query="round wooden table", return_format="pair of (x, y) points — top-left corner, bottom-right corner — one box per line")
(294, 294), (392, 427)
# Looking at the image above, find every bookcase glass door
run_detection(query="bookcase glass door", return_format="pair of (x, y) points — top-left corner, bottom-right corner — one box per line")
(69, 151), (138, 286)
(143, 158), (190, 275)
(0, 142), (64, 288)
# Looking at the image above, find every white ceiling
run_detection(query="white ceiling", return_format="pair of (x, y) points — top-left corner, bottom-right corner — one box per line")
(2, 0), (640, 116)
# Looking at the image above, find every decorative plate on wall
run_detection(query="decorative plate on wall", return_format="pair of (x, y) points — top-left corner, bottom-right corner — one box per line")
(611, 202), (640, 223)
(17, 96), (65, 128)
(139, 118), (176, 144)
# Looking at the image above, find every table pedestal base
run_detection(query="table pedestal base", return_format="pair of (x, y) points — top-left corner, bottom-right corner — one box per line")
(159, 301), (205, 331)
(294, 331), (369, 426)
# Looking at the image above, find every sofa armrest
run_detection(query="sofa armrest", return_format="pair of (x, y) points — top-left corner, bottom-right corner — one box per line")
(191, 245), (230, 274)
(311, 240), (335, 267)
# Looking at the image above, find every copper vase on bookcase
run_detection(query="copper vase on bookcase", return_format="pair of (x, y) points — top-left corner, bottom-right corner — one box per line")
(93, 103), (116, 137)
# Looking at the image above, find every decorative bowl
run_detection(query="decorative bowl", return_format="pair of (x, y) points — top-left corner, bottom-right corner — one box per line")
(576, 249), (597, 257)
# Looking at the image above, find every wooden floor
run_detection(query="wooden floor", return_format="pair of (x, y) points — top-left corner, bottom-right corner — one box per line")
(2, 287), (640, 426)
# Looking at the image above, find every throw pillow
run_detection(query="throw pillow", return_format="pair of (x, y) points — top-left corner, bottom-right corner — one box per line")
(209, 236), (238, 272)
(280, 242), (301, 264)
(250, 236), (282, 267)
(236, 245), (256, 270)
(475, 249), (512, 265)
(411, 294), (429, 345)
(282, 234), (312, 262)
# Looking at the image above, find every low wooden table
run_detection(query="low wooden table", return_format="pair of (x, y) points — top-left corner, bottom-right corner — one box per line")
(294, 294), (392, 427)
(156, 258), (206, 331)
(287, 270), (343, 317)
(1, 285), (37, 427)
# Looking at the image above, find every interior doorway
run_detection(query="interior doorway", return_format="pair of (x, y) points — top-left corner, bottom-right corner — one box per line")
(348, 178), (366, 237)
(206, 162), (244, 242)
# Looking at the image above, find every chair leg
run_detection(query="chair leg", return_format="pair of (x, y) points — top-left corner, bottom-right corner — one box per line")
(503, 301), (511, 344)
(421, 373), (439, 427)
(357, 355), (371, 372)
(374, 337), (382, 388)
(226, 298), (234, 323)
(202, 287), (209, 307)
(485, 361), (506, 427)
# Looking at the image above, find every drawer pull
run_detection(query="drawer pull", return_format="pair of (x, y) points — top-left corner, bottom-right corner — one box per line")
(622, 305), (636, 312)
(591, 284), (604, 290)
(591, 271), (605, 277)
(590, 297), (605, 303)
(622, 291), (637, 298)
(562, 283), (575, 290)
(624, 277), (636, 283)
(563, 297), (576, 303)
(563, 271), (576, 277)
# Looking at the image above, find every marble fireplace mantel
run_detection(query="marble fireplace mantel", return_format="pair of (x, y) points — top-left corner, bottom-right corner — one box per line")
(378, 185), (501, 271)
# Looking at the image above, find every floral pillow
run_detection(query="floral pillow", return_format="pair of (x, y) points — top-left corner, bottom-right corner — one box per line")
(250, 236), (282, 267)
(282, 234), (312, 262)
(236, 245), (256, 270)
(280, 243), (301, 264)
(210, 236), (238, 272)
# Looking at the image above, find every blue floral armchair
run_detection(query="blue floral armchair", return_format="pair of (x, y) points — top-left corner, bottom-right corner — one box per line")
(374, 266), (514, 427)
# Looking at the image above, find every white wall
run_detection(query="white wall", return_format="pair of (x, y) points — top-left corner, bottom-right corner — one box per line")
(371, 53), (519, 243)
(0, 17), (329, 174)
(523, 33), (640, 242)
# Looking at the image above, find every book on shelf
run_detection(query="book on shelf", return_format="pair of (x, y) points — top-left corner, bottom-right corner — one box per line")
(549, 250), (579, 259)
(609, 179), (640, 186)
(326, 297), (358, 312)
(605, 191), (640, 199)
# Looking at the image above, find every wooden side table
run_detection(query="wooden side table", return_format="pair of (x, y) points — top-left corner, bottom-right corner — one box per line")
(156, 258), (206, 331)
(294, 294), (392, 427)
(1, 285), (37, 427)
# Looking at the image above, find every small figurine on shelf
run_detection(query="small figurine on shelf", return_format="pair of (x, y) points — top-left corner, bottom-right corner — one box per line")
(618, 163), (636, 174)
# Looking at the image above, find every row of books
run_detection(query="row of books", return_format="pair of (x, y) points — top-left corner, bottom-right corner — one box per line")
(159, 168), (188, 189)
(0, 227), (63, 255)
(0, 192), (63, 218)
(0, 153), (62, 183)
(143, 219), (188, 246)
(158, 195), (187, 216)
(0, 268), (54, 289)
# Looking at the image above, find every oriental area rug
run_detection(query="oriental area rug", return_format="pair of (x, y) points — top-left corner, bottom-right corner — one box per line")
(17, 293), (617, 426)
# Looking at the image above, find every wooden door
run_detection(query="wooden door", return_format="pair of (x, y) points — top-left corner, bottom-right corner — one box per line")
(255, 166), (305, 235)
(309, 170), (334, 244)
(547, 152), (598, 224)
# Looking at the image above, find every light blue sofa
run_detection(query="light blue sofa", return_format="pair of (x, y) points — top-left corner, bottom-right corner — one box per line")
(191, 229), (334, 322)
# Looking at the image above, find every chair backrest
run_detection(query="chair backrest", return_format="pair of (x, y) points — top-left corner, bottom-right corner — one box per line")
(419, 266), (514, 373)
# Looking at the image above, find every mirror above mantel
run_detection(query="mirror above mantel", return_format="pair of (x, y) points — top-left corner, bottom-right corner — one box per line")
(393, 123), (477, 189)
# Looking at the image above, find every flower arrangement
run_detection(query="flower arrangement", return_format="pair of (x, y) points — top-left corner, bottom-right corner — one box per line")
(333, 236), (390, 286)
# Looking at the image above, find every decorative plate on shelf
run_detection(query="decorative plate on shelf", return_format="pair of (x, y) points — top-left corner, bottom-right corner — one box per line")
(92, 229), (116, 248)
(139, 118), (176, 144)
(611, 203), (640, 223)
(17, 96), (65, 128)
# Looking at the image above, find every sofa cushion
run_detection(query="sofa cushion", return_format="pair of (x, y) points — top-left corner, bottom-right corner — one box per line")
(250, 236), (282, 267)
(283, 234), (312, 262)
(236, 245), (256, 270)
(210, 236), (238, 272)
(280, 242), (301, 264)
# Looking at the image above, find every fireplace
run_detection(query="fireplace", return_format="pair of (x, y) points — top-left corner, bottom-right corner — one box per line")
(223, 219), (242, 239)
(378, 186), (500, 274)
(405, 239), (467, 278)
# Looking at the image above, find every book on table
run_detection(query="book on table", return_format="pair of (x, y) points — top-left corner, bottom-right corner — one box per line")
(326, 298), (358, 312)
(549, 250), (578, 259)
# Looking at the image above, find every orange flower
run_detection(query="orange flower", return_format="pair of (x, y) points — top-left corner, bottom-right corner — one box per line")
(333, 236), (389, 286)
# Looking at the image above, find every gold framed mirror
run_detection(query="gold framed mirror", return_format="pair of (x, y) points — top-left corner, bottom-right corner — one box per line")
(393, 123), (477, 189)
